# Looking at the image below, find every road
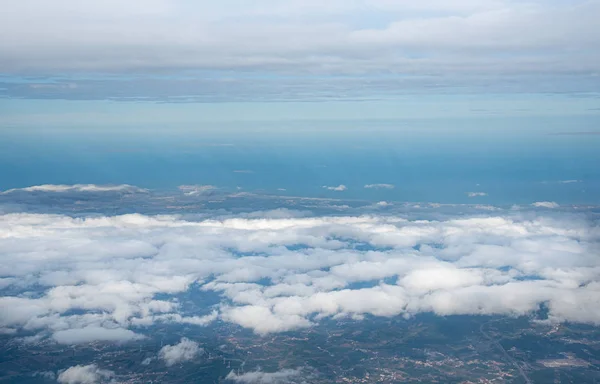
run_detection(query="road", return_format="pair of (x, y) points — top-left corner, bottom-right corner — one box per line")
(480, 320), (533, 384)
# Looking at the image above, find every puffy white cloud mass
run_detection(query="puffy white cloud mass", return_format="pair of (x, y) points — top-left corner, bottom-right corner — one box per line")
(0, 209), (599, 341)
(226, 368), (302, 383)
(364, 184), (395, 190)
(322, 185), (347, 191)
(57, 364), (114, 384)
(159, 337), (203, 366)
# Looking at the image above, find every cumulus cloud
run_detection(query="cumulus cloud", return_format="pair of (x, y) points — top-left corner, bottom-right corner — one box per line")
(0, 206), (599, 339)
(364, 184), (395, 189)
(57, 364), (114, 384)
(222, 305), (312, 335)
(467, 192), (487, 197)
(322, 185), (347, 191)
(225, 368), (302, 384)
(159, 338), (203, 366)
(52, 326), (144, 345)
(532, 201), (560, 208)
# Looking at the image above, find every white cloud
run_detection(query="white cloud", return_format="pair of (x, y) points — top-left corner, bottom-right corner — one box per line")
(181, 311), (219, 326)
(364, 184), (395, 189)
(322, 185), (347, 191)
(0, 208), (599, 339)
(57, 364), (114, 384)
(159, 337), (203, 366)
(222, 305), (312, 335)
(467, 192), (487, 197)
(532, 201), (560, 208)
(225, 368), (302, 384)
(400, 267), (488, 293)
(375, 201), (392, 207)
(52, 326), (144, 344)
(559, 180), (581, 184)
(1, 184), (148, 194)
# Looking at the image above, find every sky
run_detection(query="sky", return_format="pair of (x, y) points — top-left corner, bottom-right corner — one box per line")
(1, 1), (600, 203)
(0, 0), (600, 124)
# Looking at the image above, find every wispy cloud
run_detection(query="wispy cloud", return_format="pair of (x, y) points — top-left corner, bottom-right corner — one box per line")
(467, 192), (487, 198)
(178, 185), (217, 196)
(532, 201), (560, 208)
(323, 185), (347, 191)
(551, 132), (600, 136)
(225, 368), (303, 384)
(365, 184), (395, 190)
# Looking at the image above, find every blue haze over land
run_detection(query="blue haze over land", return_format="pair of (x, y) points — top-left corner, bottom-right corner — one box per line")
(2, 116), (599, 205)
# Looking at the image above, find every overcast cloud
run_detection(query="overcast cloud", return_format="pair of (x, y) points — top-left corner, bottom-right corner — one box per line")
(1, 0), (599, 75)
(0, 0), (599, 102)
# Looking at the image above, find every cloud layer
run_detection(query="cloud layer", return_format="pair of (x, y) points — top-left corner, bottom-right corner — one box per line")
(1, 204), (599, 340)
(1, 0), (599, 76)
(1, 184), (147, 194)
